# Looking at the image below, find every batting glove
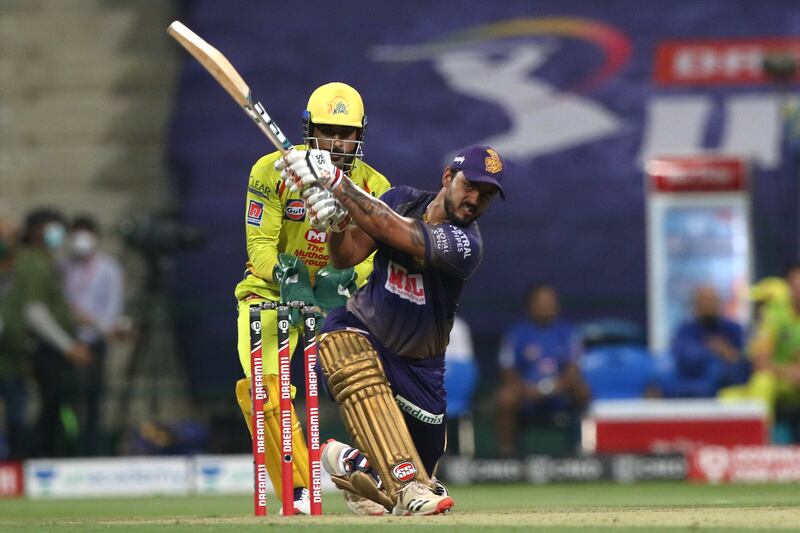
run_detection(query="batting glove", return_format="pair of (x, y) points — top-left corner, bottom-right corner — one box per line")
(303, 186), (351, 232)
(276, 148), (345, 193)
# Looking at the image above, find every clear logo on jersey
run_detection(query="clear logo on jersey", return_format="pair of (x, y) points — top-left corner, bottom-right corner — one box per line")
(284, 200), (306, 221)
(305, 228), (328, 243)
(247, 200), (264, 226)
(385, 261), (426, 305)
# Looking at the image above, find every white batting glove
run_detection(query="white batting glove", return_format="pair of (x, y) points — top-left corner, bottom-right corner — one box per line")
(303, 186), (350, 231)
(274, 150), (302, 190)
(277, 149), (345, 194)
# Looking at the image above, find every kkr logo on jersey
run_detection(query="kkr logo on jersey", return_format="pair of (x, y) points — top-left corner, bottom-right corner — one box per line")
(284, 200), (305, 221)
(385, 261), (425, 305)
(247, 200), (264, 226)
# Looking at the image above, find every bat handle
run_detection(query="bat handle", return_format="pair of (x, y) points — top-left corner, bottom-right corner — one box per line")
(245, 101), (294, 154)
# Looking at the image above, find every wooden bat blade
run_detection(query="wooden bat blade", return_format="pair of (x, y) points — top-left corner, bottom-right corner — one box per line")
(167, 20), (251, 108)
(167, 20), (293, 154)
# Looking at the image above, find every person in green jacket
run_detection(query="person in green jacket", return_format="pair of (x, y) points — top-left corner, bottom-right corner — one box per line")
(17, 209), (91, 457)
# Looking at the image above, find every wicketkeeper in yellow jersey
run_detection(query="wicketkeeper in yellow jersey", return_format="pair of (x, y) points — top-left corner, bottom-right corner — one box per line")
(233, 82), (390, 515)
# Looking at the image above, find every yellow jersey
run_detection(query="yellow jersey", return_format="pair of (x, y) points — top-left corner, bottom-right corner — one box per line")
(234, 148), (391, 301)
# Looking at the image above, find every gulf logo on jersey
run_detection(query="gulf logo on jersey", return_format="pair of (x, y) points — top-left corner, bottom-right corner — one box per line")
(385, 261), (425, 305)
(284, 200), (305, 221)
(305, 228), (328, 243)
(247, 200), (264, 226)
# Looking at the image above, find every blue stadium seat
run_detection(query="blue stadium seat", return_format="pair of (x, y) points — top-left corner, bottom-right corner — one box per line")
(580, 344), (661, 400)
(445, 358), (478, 418)
(445, 356), (478, 457)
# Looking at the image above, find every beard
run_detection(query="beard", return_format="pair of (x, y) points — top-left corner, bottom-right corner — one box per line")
(443, 193), (478, 227)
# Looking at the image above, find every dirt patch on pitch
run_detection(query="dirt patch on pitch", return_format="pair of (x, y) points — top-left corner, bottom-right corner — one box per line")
(89, 506), (800, 529)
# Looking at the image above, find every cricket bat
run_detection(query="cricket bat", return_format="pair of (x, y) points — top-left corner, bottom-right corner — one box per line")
(167, 20), (293, 154)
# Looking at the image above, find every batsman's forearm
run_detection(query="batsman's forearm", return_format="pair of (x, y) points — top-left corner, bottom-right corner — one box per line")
(332, 179), (426, 257)
(328, 230), (360, 268)
(332, 178), (393, 228)
(328, 221), (377, 268)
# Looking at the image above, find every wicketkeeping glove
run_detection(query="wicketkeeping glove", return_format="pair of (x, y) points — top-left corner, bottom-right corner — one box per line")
(272, 253), (318, 325)
(314, 266), (358, 315)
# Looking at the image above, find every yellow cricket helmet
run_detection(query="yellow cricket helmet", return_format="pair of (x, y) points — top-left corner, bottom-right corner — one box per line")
(304, 82), (365, 128)
(750, 277), (790, 305)
(303, 82), (366, 172)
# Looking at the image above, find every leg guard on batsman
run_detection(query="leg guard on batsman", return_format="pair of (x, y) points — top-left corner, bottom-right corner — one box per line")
(318, 330), (432, 504)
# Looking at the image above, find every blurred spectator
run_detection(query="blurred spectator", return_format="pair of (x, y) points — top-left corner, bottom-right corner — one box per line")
(748, 277), (790, 343)
(0, 218), (29, 459)
(721, 266), (800, 441)
(62, 215), (124, 455)
(495, 285), (590, 457)
(666, 286), (749, 398)
(444, 315), (478, 457)
(19, 208), (91, 457)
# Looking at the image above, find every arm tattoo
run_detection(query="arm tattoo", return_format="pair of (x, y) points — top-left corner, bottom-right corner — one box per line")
(337, 179), (390, 217)
(333, 178), (424, 256)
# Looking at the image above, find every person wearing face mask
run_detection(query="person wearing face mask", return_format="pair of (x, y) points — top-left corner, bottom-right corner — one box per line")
(18, 208), (92, 457)
(62, 215), (124, 455)
(667, 286), (749, 398)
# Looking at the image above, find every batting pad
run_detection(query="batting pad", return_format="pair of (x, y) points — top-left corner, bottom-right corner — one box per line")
(318, 331), (431, 504)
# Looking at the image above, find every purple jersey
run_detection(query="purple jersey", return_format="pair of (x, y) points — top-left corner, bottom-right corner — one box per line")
(347, 186), (483, 359)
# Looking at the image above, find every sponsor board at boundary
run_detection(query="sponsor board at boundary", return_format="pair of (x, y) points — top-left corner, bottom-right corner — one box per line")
(0, 462), (23, 497)
(23, 455), (336, 499)
(689, 445), (800, 483)
(440, 454), (687, 485)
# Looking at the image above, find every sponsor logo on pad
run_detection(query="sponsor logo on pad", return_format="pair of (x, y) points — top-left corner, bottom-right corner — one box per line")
(391, 461), (418, 482)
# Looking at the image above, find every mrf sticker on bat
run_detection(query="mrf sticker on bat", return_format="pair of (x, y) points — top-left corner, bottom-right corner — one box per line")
(247, 200), (264, 226)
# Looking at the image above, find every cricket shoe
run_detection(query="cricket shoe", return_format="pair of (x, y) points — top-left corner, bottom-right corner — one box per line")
(343, 487), (387, 516)
(431, 476), (449, 497)
(392, 480), (454, 516)
(279, 487), (310, 515)
(321, 439), (387, 516)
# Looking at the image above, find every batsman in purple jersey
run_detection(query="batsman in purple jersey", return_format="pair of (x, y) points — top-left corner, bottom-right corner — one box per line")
(277, 144), (505, 515)
(324, 184), (483, 468)
(345, 185), (483, 359)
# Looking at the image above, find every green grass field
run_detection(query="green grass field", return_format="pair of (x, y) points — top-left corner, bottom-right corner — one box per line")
(2, 482), (799, 532)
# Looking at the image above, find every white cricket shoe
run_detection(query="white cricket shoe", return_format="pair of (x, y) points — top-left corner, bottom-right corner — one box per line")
(392, 480), (454, 516)
(279, 487), (310, 515)
(343, 488), (387, 516)
(431, 476), (449, 497)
